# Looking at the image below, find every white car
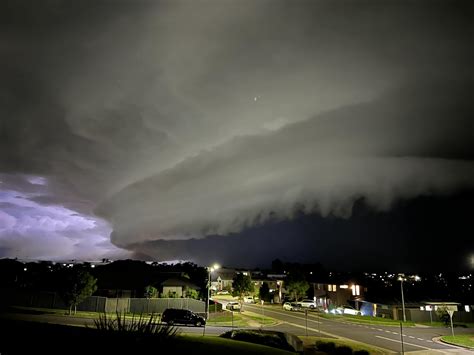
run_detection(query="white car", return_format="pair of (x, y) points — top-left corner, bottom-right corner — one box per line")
(297, 299), (317, 309)
(283, 302), (303, 311)
(226, 302), (241, 311)
(334, 306), (361, 315)
(243, 296), (255, 303)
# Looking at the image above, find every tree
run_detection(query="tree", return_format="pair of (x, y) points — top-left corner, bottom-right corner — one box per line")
(436, 304), (451, 326)
(144, 285), (158, 298)
(185, 288), (199, 299)
(232, 273), (254, 310)
(286, 279), (310, 301)
(59, 269), (97, 315)
(259, 282), (271, 302)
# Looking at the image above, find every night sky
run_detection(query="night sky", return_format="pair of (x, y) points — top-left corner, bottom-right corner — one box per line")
(1, 0), (473, 270)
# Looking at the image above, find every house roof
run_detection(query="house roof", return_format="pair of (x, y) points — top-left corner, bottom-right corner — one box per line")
(161, 277), (200, 290)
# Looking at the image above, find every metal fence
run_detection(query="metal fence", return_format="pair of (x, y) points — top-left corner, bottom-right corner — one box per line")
(1, 290), (205, 314)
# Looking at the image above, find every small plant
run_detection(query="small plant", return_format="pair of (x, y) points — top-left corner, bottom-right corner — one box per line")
(93, 312), (179, 341)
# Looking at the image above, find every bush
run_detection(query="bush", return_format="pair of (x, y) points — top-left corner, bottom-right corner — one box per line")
(220, 329), (296, 352)
(315, 341), (367, 355)
(316, 341), (336, 353)
(335, 345), (353, 355)
(92, 312), (179, 343)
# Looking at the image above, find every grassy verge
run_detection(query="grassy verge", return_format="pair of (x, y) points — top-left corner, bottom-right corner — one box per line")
(0, 319), (294, 354)
(418, 321), (474, 328)
(7, 305), (103, 318)
(441, 334), (474, 349)
(174, 335), (294, 354)
(207, 311), (278, 327)
(300, 336), (389, 354)
(318, 313), (415, 327)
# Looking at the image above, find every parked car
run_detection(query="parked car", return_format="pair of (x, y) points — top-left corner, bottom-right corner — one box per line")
(161, 308), (206, 327)
(216, 290), (230, 295)
(283, 302), (303, 311)
(243, 296), (256, 303)
(297, 299), (317, 309)
(226, 301), (241, 311)
(340, 306), (361, 315)
(332, 306), (361, 315)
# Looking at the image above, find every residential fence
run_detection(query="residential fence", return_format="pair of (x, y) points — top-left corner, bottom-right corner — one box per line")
(394, 308), (474, 323)
(1, 290), (205, 314)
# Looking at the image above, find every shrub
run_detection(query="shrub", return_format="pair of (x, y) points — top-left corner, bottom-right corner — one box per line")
(93, 312), (179, 342)
(335, 345), (353, 355)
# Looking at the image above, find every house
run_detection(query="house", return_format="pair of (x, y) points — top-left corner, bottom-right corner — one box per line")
(211, 268), (238, 292)
(311, 282), (365, 310)
(161, 277), (200, 298)
(253, 276), (285, 303)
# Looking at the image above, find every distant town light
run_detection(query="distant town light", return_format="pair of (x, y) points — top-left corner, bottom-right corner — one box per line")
(465, 305), (471, 312)
(23, 267), (27, 271)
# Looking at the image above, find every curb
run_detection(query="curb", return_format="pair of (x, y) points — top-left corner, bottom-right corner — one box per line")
(433, 336), (474, 352)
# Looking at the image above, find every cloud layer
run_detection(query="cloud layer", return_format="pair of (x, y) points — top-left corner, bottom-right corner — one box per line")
(1, 0), (473, 262)
(98, 82), (474, 247)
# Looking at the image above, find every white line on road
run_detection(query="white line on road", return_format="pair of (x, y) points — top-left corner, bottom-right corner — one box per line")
(375, 335), (446, 353)
(285, 322), (396, 354)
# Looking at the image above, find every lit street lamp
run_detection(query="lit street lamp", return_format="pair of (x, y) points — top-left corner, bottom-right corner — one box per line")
(398, 274), (407, 322)
(207, 263), (220, 320)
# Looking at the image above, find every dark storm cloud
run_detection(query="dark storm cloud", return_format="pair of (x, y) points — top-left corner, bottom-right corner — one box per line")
(131, 191), (474, 272)
(0, 0), (473, 263)
(99, 81), (474, 247)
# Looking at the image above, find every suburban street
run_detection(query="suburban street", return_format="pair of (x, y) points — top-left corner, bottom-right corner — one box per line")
(243, 303), (473, 354)
(2, 305), (472, 354)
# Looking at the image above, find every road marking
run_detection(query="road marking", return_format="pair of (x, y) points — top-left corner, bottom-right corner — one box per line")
(244, 306), (395, 354)
(409, 336), (415, 338)
(375, 336), (445, 353)
(426, 340), (433, 343)
(391, 332), (398, 335)
(284, 322), (396, 353)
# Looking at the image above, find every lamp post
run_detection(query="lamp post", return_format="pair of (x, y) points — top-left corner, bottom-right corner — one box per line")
(398, 274), (407, 322)
(207, 263), (220, 320)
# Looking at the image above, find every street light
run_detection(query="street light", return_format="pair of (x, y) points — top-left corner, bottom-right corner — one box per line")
(398, 274), (407, 322)
(207, 263), (220, 320)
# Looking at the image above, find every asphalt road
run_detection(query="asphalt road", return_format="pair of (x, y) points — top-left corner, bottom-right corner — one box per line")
(243, 303), (473, 354)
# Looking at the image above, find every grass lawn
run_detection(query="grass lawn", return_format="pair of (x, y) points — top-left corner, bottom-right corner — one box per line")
(207, 311), (278, 327)
(441, 334), (474, 349)
(7, 305), (103, 318)
(419, 321), (474, 328)
(0, 319), (294, 355)
(319, 313), (415, 327)
(300, 336), (389, 354)
(176, 335), (294, 354)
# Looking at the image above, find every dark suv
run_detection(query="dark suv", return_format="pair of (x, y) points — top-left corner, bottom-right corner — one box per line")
(161, 308), (206, 327)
